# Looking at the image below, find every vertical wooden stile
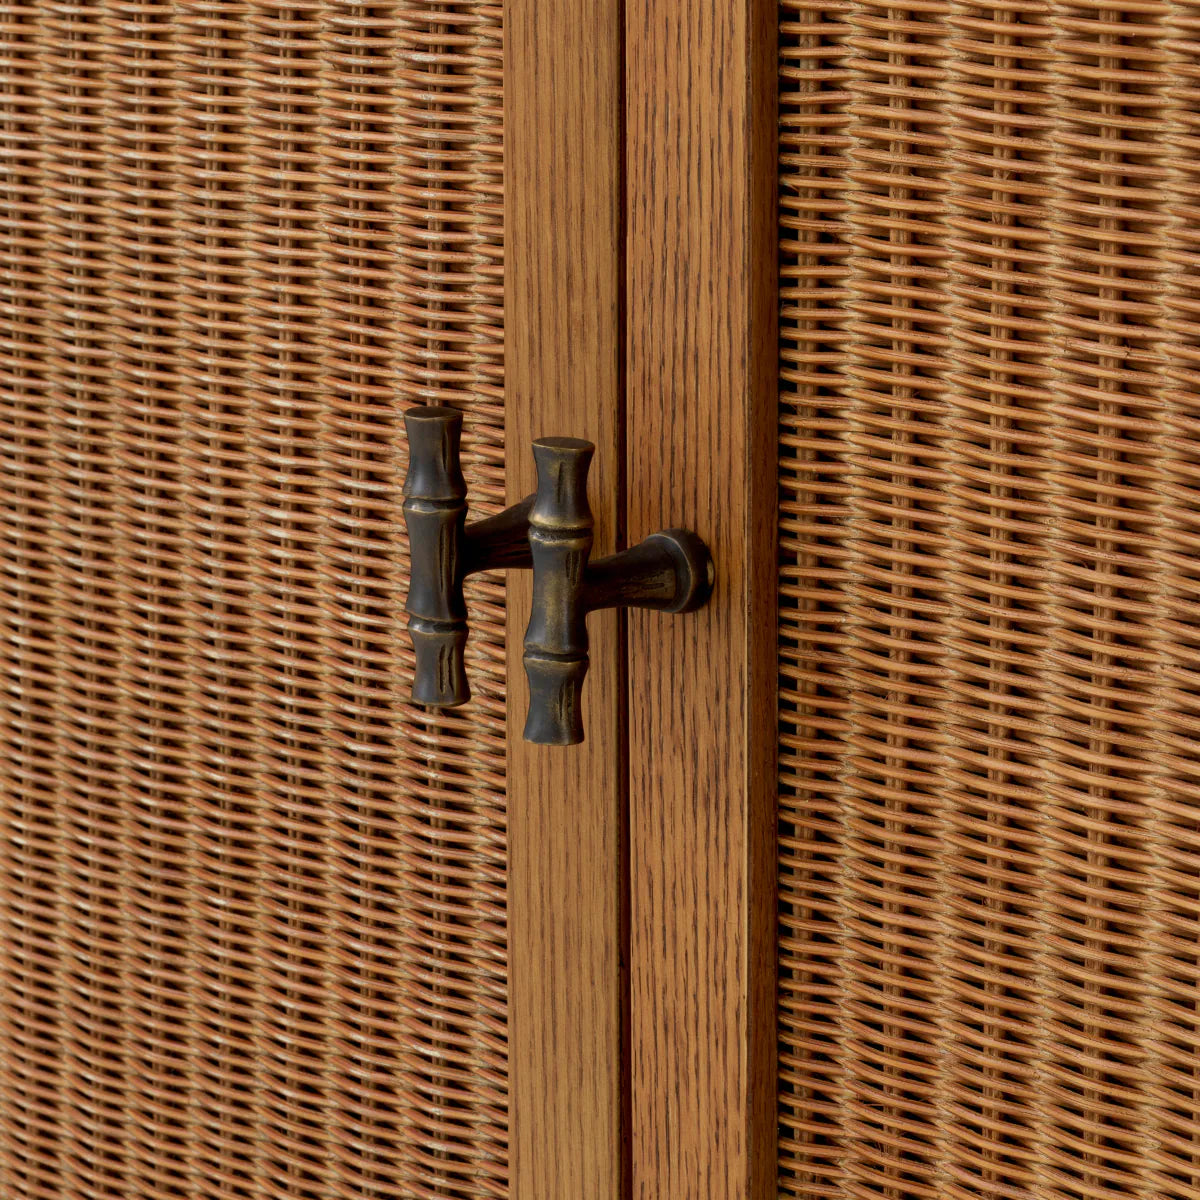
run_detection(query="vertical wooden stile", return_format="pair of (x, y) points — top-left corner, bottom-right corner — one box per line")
(505, 1), (626, 1197)
(624, 1), (779, 1197)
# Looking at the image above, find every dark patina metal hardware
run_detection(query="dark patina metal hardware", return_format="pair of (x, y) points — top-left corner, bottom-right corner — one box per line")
(403, 406), (533, 706)
(522, 437), (712, 746)
(403, 406), (714, 744)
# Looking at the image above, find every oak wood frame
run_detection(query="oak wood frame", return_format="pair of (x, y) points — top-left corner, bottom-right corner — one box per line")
(505, 1), (626, 1198)
(506, 0), (778, 1193)
(625, 2), (779, 1198)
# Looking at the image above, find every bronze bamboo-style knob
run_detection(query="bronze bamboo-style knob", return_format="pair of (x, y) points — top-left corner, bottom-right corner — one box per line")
(522, 439), (595, 745)
(403, 407), (714, 742)
(403, 407), (532, 707)
(522, 437), (713, 745)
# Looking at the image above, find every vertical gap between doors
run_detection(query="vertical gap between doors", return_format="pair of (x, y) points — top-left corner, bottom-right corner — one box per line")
(616, 0), (631, 1193)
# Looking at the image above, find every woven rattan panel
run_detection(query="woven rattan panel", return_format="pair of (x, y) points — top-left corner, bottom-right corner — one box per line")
(779, 1), (1200, 1197)
(0, 4), (507, 1197)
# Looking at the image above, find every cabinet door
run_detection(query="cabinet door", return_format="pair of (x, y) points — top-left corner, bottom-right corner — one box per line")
(620, 3), (1200, 1200)
(775, 3), (1200, 1200)
(0, 3), (618, 1197)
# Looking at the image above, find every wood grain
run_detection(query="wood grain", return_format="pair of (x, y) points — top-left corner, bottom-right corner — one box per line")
(504, 2), (625, 1197)
(624, 1), (779, 1197)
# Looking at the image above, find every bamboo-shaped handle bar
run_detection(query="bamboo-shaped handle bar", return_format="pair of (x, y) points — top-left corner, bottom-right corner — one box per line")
(522, 438), (595, 745)
(402, 406), (470, 706)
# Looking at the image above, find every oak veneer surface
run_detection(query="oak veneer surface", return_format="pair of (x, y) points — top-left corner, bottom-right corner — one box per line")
(626, 1), (778, 1199)
(505, 1), (625, 1199)
(779, 1), (1200, 1198)
(0, 3), (510, 1197)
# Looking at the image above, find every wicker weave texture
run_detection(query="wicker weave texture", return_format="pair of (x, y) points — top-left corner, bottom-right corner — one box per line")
(779, 1), (1200, 1197)
(0, 3), (508, 1197)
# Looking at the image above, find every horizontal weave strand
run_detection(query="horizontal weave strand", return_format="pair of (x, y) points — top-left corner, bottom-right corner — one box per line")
(0, 3), (508, 1197)
(779, 0), (1200, 1197)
